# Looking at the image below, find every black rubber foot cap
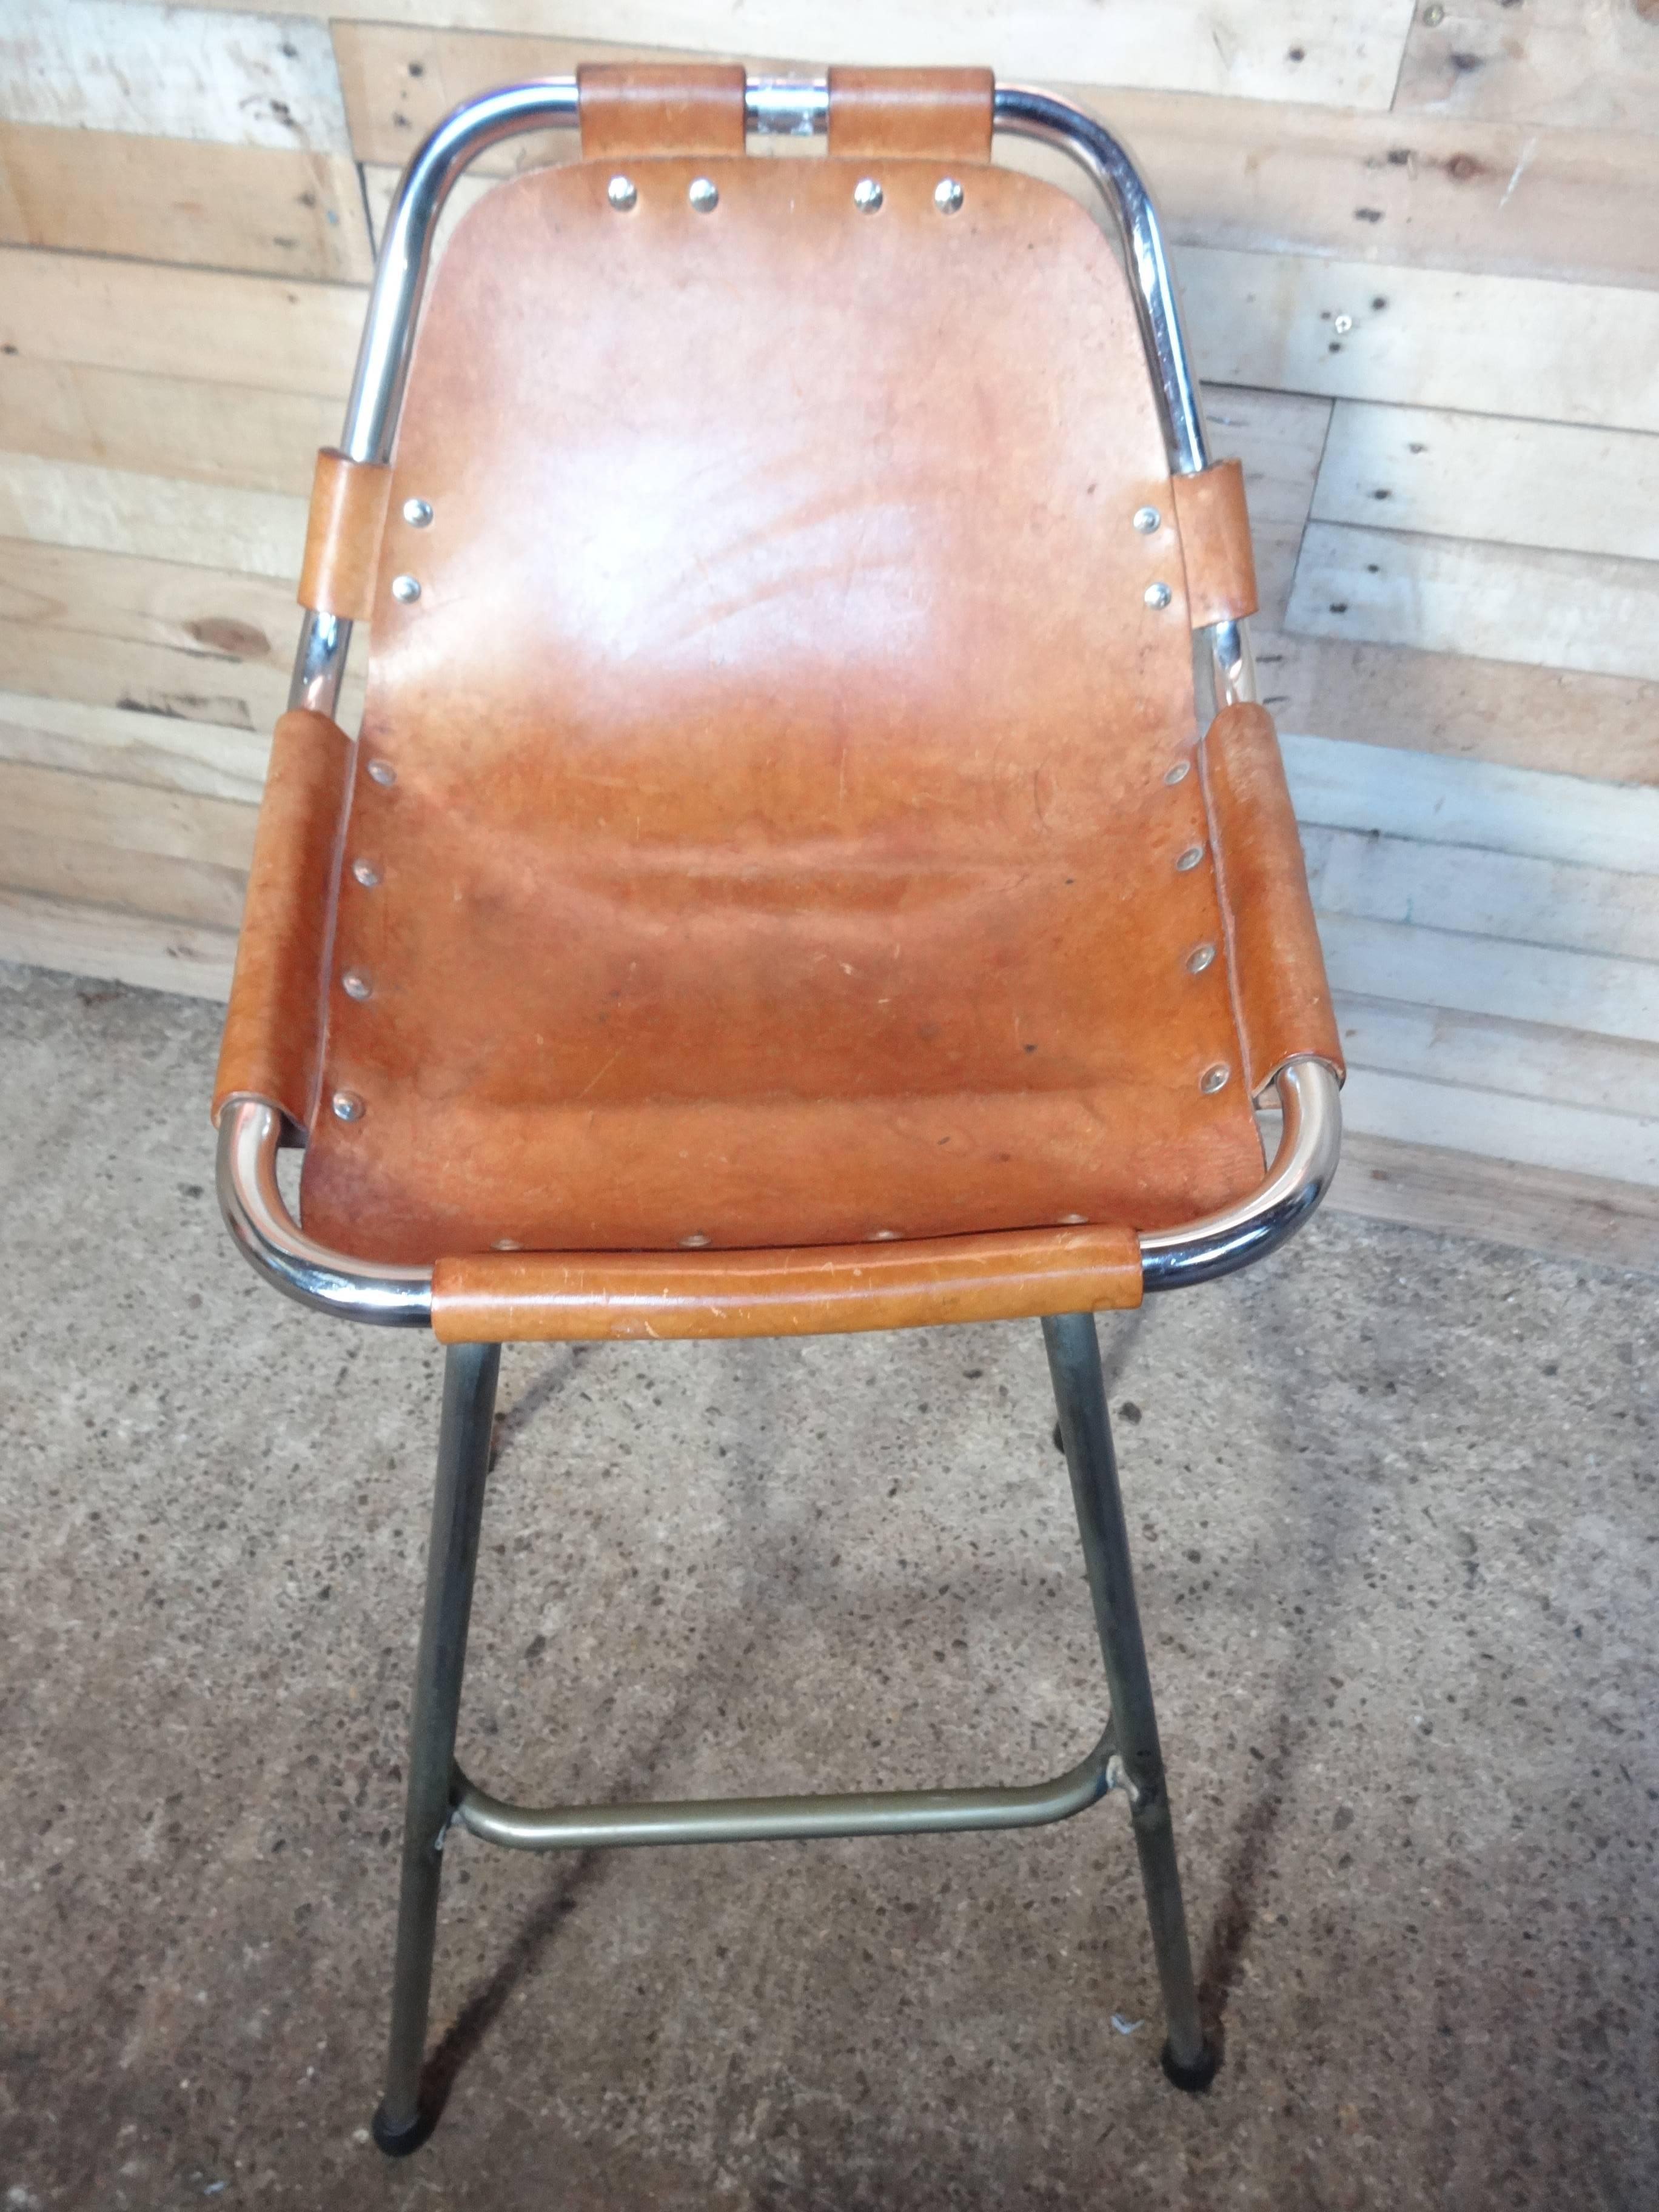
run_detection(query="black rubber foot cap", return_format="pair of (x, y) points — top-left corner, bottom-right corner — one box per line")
(1161, 2038), (1221, 2094)
(372, 2101), (438, 2158)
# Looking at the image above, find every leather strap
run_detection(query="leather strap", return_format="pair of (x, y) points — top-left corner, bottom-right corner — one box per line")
(1201, 702), (1344, 1098)
(1171, 458), (1258, 628)
(212, 708), (353, 1131)
(431, 1224), (1142, 1344)
(577, 62), (746, 159)
(826, 67), (994, 163)
(297, 449), (392, 623)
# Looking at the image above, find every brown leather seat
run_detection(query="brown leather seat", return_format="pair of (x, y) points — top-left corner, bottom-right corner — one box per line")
(214, 64), (1340, 1338)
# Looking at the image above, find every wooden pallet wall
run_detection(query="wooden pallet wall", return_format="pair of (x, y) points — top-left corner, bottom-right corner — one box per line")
(1, 0), (1656, 1270)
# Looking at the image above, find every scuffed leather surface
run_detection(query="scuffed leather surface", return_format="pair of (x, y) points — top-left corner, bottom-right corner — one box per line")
(301, 152), (1270, 1264)
(432, 1223), (1142, 1343)
(1201, 702), (1345, 1098)
(1171, 458), (1258, 628)
(577, 62), (745, 159)
(297, 449), (392, 623)
(826, 68), (994, 162)
(213, 709), (350, 1132)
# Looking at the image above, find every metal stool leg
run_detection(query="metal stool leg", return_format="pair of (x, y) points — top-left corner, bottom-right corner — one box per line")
(1043, 1312), (1219, 2091)
(372, 1341), (502, 2154)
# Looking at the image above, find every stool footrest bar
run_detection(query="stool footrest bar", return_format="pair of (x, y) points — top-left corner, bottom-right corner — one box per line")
(452, 1726), (1118, 1851)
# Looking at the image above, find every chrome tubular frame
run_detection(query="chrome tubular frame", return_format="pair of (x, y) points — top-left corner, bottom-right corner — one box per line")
(226, 72), (1339, 1330)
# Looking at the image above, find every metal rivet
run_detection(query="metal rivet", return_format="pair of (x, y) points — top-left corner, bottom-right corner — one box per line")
(679, 1233), (709, 1248)
(1187, 942), (1216, 974)
(366, 757), (395, 786)
(491, 1237), (521, 1252)
(391, 574), (420, 603)
(341, 968), (372, 1000)
(934, 177), (964, 214)
(402, 497), (432, 528)
(853, 176), (883, 213)
(1133, 506), (1161, 533)
(1175, 845), (1205, 872)
(688, 176), (718, 213)
(1422, 3), (1444, 25)
(869, 1228), (901, 1241)
(330, 1090), (364, 1122)
(607, 174), (637, 212)
(1200, 1064), (1231, 1094)
(1164, 760), (1190, 785)
(1059, 1212), (1087, 1225)
(1145, 581), (1173, 609)
(351, 857), (380, 888)
(1333, 312), (1354, 335)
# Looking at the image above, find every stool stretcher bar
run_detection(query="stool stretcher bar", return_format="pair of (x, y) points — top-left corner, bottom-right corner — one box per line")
(452, 1724), (1121, 1853)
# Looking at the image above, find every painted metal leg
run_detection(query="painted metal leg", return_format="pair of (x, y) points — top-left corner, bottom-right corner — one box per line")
(372, 1341), (501, 2156)
(1043, 1312), (1219, 2091)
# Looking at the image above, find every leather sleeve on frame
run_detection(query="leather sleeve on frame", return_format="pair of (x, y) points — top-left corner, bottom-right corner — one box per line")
(1201, 702), (1344, 1099)
(212, 708), (353, 1131)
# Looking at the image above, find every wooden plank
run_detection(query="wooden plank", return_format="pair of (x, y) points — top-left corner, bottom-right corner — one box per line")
(1179, 247), (1659, 434)
(338, 23), (1659, 287)
(0, 248), (363, 400)
(0, 454), (306, 581)
(1332, 994), (1659, 1124)
(0, 690), (269, 805)
(1325, 1130), (1659, 1278)
(0, 124), (373, 283)
(1303, 824), (1659, 964)
(1318, 913), (1659, 1050)
(0, 538), (301, 733)
(1310, 403), (1659, 561)
(1393, 0), (1659, 134)
(1255, 629), (1659, 790)
(0, 759), (253, 929)
(0, 886), (236, 1000)
(330, 3), (1418, 109)
(1285, 522), (1659, 685)
(0, 357), (335, 498)
(1338, 1062), (1659, 1188)
(1282, 730), (1659, 875)
(0, 1), (352, 152)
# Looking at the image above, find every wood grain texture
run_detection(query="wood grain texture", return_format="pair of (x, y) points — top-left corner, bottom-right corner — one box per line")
(1282, 731), (1659, 875)
(1326, 1130), (1659, 1276)
(0, 248), (362, 399)
(1254, 630), (1659, 788)
(1305, 824), (1659, 965)
(1333, 996), (1659, 1123)
(338, 23), (1659, 287)
(0, 885), (237, 999)
(1339, 1063), (1659, 1188)
(1393, 0), (1659, 133)
(1181, 247), (1659, 433)
(0, 454), (307, 581)
(0, 124), (373, 282)
(1287, 523), (1659, 684)
(0, 760), (253, 928)
(1310, 404), (1659, 561)
(0, 358), (335, 498)
(1, 1), (352, 151)
(0, 690), (269, 804)
(327, 2), (1417, 106)
(0, 538), (358, 734)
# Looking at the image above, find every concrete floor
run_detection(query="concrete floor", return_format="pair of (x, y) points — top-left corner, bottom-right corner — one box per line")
(1, 961), (1655, 2211)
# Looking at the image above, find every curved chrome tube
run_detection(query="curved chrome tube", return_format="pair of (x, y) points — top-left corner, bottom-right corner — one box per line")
(1139, 1059), (1342, 1293)
(216, 1061), (1340, 1327)
(216, 1098), (432, 1327)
